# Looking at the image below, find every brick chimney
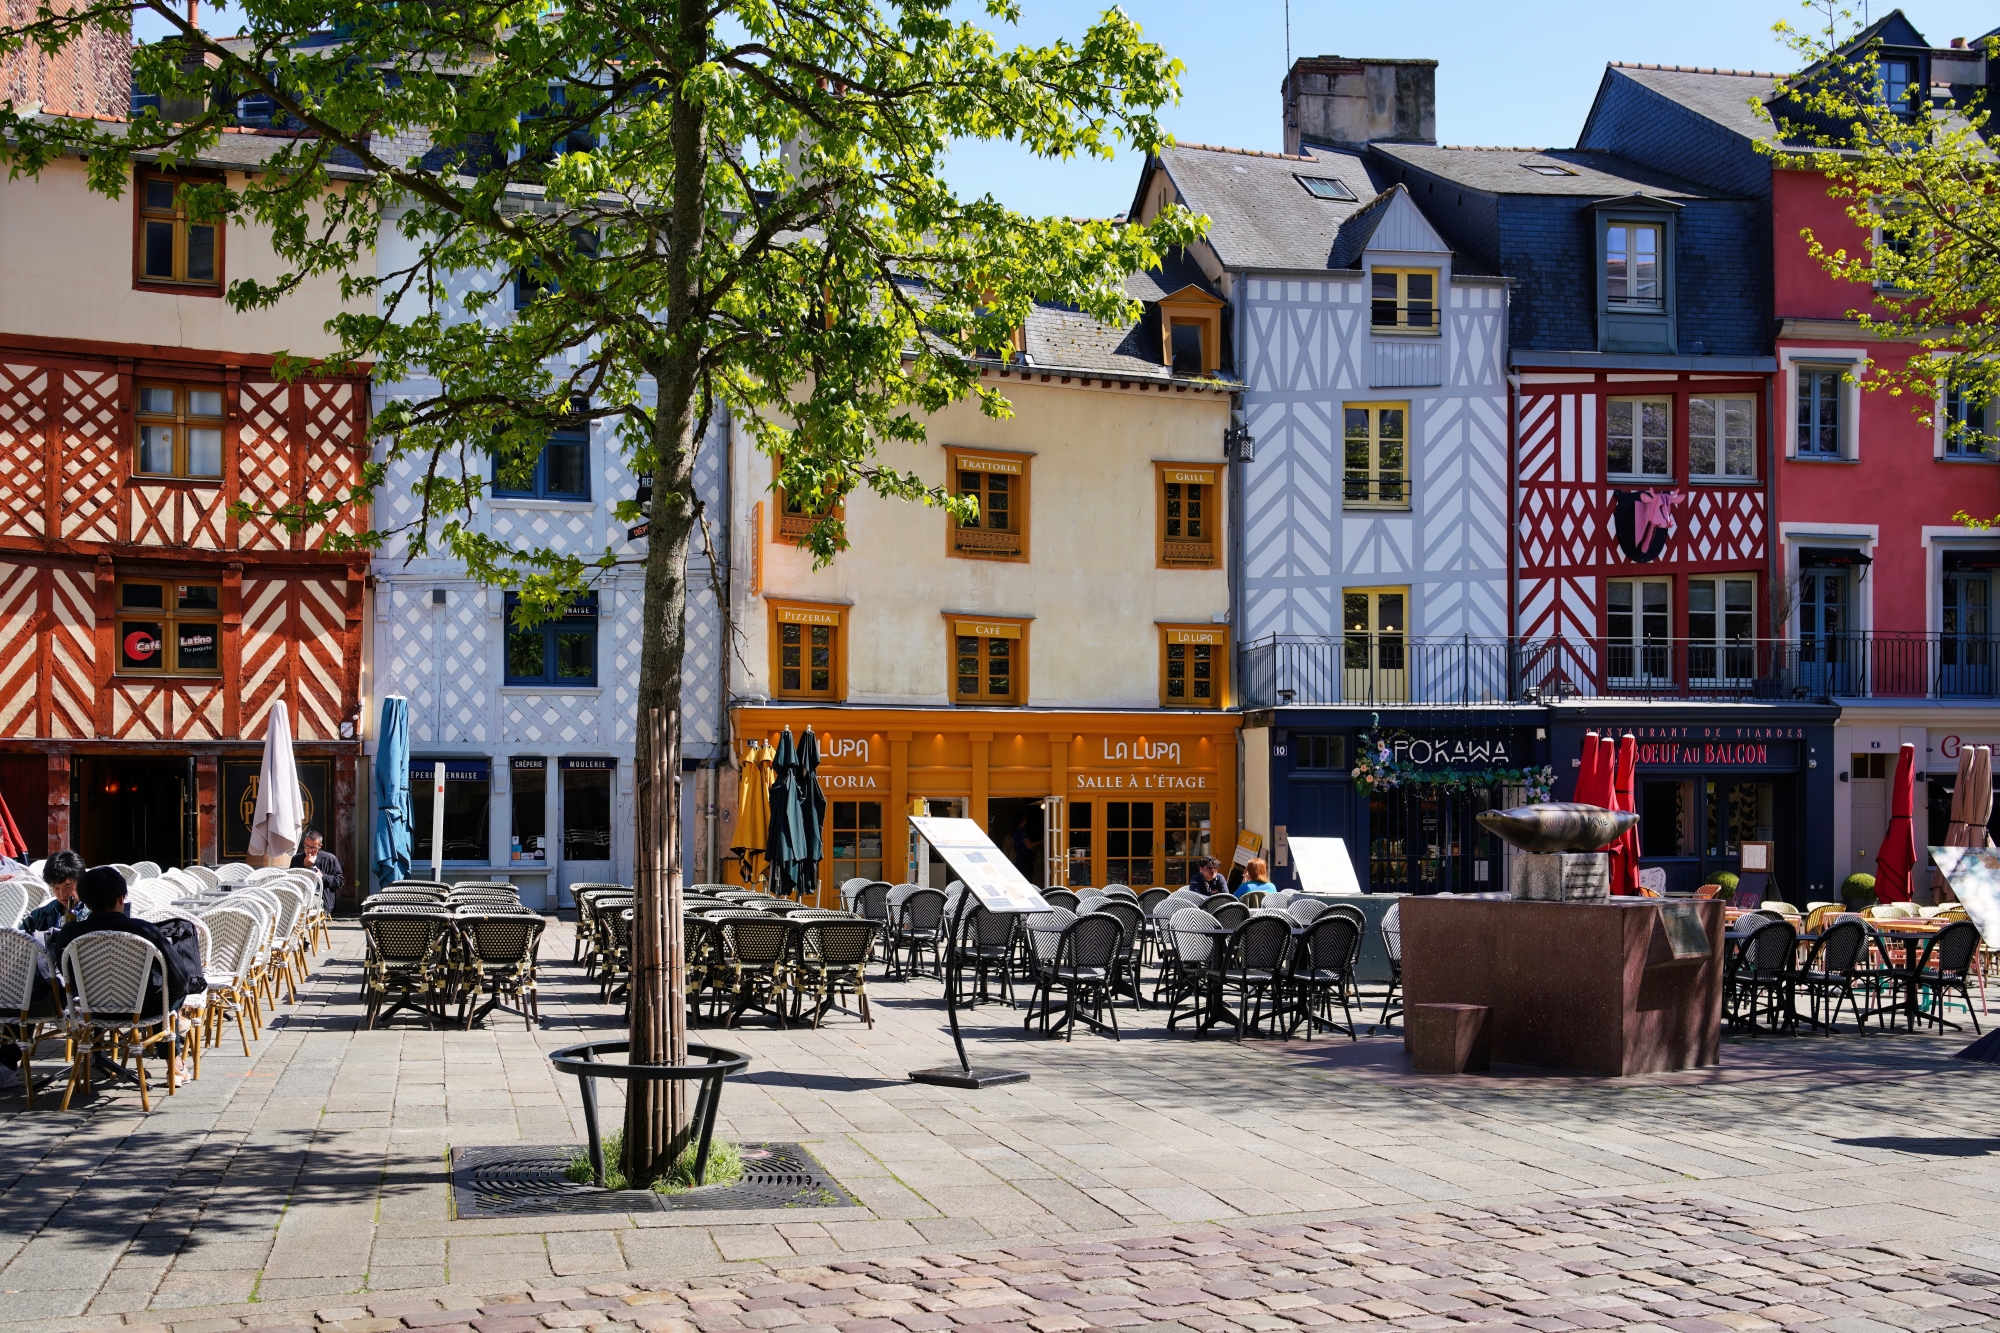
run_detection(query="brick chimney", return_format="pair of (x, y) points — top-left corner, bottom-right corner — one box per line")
(1282, 55), (1436, 154)
(0, 0), (132, 119)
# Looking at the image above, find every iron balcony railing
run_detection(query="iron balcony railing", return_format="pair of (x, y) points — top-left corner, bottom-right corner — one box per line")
(1239, 632), (2000, 707)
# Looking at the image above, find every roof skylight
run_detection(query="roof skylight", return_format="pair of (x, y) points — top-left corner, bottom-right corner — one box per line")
(1295, 174), (1359, 201)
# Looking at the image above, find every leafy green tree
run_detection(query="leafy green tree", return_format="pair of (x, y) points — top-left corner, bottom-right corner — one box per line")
(1761, 2), (2000, 515)
(0, 0), (1199, 1180)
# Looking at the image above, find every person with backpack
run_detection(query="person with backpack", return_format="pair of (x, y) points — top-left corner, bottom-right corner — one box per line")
(47, 867), (200, 1078)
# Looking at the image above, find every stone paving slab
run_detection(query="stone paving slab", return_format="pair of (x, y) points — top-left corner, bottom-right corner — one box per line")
(6, 919), (2000, 1330)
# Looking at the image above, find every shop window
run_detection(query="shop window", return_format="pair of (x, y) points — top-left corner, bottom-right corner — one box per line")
(510, 756), (547, 863)
(1067, 802), (1094, 886)
(1162, 801), (1213, 889)
(1707, 780), (1774, 858)
(1370, 268), (1437, 334)
(1343, 588), (1407, 703)
(829, 800), (883, 886)
(135, 383), (224, 479)
(1688, 576), (1755, 686)
(1343, 404), (1407, 508)
(1607, 579), (1670, 683)
(1852, 753), (1891, 780)
(116, 580), (221, 676)
(947, 447), (1029, 560)
(1689, 396), (1756, 480)
(1104, 801), (1155, 887)
(494, 412), (589, 500)
(1159, 624), (1227, 709)
(1604, 223), (1661, 309)
(769, 601), (845, 701)
(1639, 780), (1695, 857)
(561, 757), (613, 861)
(1291, 733), (1346, 771)
(1155, 463), (1220, 568)
(504, 591), (598, 686)
(1945, 383), (1996, 459)
(411, 759), (492, 863)
(136, 172), (221, 290)
(950, 616), (1026, 705)
(1605, 398), (1670, 479)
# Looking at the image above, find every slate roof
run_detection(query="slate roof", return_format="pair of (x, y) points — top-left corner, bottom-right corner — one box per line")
(1016, 250), (1225, 382)
(1595, 66), (1780, 144)
(1372, 144), (1731, 199)
(1142, 142), (1387, 271)
(21, 114), (372, 179)
(1325, 186), (1401, 270)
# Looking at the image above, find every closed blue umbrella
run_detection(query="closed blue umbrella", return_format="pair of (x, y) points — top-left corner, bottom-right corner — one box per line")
(766, 727), (801, 896)
(372, 696), (412, 890)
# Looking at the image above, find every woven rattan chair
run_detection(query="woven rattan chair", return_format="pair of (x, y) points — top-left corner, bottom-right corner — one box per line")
(0, 927), (62, 1107)
(457, 912), (545, 1029)
(792, 919), (882, 1027)
(1209, 914), (1292, 1039)
(1201, 892), (1236, 914)
(1791, 919), (1870, 1034)
(0, 881), (28, 931)
(1211, 900), (1250, 930)
(720, 913), (794, 1028)
(60, 931), (179, 1110)
(1091, 898), (1144, 1008)
(1163, 907), (1220, 1029)
(361, 911), (450, 1028)
(1372, 904), (1403, 1034)
(1727, 918), (1798, 1033)
(1289, 914), (1362, 1041)
(597, 907), (634, 1003)
(1915, 920), (1984, 1033)
(1024, 912), (1124, 1041)
(888, 888), (947, 981)
(1287, 897), (1333, 925)
(954, 903), (1020, 1007)
(1039, 888), (1080, 912)
(197, 905), (261, 1054)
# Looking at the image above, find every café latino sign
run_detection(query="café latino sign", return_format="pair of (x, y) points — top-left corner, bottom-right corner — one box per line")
(1073, 736), (1212, 793)
(1626, 725), (1803, 768)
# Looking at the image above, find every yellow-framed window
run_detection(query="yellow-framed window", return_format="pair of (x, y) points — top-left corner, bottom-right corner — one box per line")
(134, 383), (226, 479)
(950, 617), (1026, 704)
(770, 458), (845, 545)
(1343, 403), (1408, 509)
(1369, 267), (1438, 334)
(1156, 463), (1220, 568)
(116, 579), (222, 675)
(947, 448), (1029, 560)
(1160, 625), (1228, 708)
(770, 602), (844, 700)
(137, 173), (220, 287)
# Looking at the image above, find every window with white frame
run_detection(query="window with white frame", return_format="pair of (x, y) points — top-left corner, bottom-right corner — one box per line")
(1605, 223), (1662, 309)
(1945, 382), (1996, 459)
(1607, 579), (1671, 683)
(1796, 367), (1845, 458)
(1607, 398), (1670, 478)
(1688, 576), (1755, 684)
(1689, 396), (1756, 479)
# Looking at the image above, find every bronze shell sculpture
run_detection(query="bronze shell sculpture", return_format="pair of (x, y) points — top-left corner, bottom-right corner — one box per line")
(1477, 803), (1639, 854)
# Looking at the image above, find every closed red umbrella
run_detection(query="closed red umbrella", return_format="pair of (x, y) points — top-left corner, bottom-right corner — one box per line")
(1575, 731), (1604, 805)
(0, 792), (22, 860)
(1612, 733), (1640, 894)
(1874, 742), (1916, 903)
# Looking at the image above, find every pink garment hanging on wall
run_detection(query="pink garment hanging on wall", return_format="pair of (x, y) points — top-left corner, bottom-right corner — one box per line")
(1633, 490), (1683, 553)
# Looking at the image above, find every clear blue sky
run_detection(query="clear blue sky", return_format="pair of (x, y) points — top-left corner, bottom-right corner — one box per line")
(146, 1), (2000, 217)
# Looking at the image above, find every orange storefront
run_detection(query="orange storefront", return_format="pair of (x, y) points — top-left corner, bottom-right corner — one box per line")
(728, 706), (1239, 904)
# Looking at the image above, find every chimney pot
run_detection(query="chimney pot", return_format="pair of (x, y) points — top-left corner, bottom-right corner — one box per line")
(1952, 36), (1967, 48)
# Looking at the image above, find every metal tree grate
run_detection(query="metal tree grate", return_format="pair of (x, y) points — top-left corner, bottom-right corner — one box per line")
(449, 1142), (855, 1218)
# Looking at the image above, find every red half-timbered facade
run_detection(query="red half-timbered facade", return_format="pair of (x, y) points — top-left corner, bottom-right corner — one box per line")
(0, 333), (369, 878)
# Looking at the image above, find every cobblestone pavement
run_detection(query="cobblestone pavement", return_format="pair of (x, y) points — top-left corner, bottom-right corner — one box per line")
(4, 919), (2000, 1333)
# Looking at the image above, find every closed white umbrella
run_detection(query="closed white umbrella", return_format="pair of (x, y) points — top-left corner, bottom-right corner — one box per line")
(248, 701), (304, 865)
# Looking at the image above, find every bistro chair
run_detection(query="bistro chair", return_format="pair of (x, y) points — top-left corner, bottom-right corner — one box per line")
(1915, 920), (1984, 1033)
(361, 911), (451, 1029)
(1210, 915), (1293, 1039)
(1790, 919), (1870, 1034)
(954, 903), (1021, 1007)
(791, 919), (883, 1027)
(1201, 892), (1236, 914)
(0, 928), (61, 1107)
(457, 912), (546, 1029)
(197, 905), (262, 1056)
(1727, 917), (1798, 1034)
(887, 888), (947, 981)
(1092, 897), (1145, 1008)
(1289, 914), (1362, 1041)
(1371, 904), (1403, 1034)
(1022, 912), (1124, 1041)
(60, 931), (180, 1111)
(718, 913), (794, 1028)
(0, 881), (28, 932)
(1211, 900), (1250, 930)
(1287, 897), (1333, 925)
(598, 908), (635, 1004)
(1162, 907), (1221, 1029)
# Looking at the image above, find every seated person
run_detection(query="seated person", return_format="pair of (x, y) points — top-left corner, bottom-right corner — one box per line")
(1233, 857), (1272, 898)
(46, 867), (193, 1021)
(290, 827), (343, 914)
(19, 849), (86, 933)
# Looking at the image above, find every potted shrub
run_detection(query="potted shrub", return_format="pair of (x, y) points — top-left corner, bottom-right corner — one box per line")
(1705, 871), (1740, 896)
(1841, 872), (1877, 911)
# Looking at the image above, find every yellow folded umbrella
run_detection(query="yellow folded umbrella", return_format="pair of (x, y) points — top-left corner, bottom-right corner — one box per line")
(732, 740), (774, 881)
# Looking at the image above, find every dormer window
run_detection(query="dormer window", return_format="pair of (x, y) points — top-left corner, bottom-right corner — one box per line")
(1879, 58), (1916, 117)
(1157, 285), (1226, 374)
(1370, 269), (1438, 335)
(1606, 224), (1661, 309)
(1296, 174), (1358, 202)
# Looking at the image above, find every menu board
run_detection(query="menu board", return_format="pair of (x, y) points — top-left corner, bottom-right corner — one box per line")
(1287, 836), (1363, 896)
(1929, 846), (2000, 942)
(908, 817), (1051, 914)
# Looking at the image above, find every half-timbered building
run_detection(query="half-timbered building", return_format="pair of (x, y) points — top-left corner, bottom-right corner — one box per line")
(0, 124), (371, 880)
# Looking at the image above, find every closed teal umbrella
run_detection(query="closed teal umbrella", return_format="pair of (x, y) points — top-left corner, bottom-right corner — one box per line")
(796, 728), (827, 899)
(765, 727), (802, 896)
(371, 696), (412, 889)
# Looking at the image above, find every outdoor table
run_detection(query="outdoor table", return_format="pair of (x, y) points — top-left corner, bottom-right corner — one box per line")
(1163, 923), (1307, 1036)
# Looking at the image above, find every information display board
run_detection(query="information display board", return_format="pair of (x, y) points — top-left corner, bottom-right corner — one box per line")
(908, 817), (1051, 914)
(1930, 846), (2000, 943)
(1286, 836), (1363, 896)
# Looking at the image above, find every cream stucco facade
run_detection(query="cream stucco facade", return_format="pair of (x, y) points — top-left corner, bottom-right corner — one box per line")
(0, 154), (363, 354)
(737, 367), (1235, 709)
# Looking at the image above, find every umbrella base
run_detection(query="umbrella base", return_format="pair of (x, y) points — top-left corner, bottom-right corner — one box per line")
(908, 1065), (1030, 1089)
(1955, 1030), (2000, 1064)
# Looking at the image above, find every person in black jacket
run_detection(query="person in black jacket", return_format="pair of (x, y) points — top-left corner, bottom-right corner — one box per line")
(47, 867), (193, 1020)
(290, 828), (342, 913)
(18, 848), (85, 934)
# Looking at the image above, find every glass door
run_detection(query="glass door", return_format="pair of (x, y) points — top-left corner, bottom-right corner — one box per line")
(557, 758), (614, 907)
(1343, 589), (1408, 702)
(1799, 570), (1851, 695)
(1942, 571), (1994, 696)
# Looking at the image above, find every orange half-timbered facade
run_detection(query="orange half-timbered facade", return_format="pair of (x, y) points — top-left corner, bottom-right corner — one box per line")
(0, 127), (372, 885)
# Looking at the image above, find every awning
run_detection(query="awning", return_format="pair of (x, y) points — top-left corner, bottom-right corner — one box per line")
(1800, 547), (1874, 570)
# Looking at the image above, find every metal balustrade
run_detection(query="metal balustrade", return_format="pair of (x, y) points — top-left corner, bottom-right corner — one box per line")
(1238, 633), (2000, 707)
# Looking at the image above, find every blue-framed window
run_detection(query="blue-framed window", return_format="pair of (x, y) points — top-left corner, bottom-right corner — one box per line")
(493, 414), (590, 500)
(514, 225), (598, 309)
(504, 592), (599, 686)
